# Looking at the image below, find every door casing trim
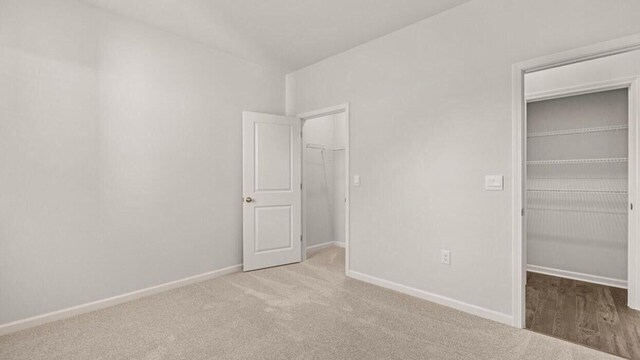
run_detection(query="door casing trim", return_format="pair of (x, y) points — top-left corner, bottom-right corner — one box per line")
(512, 33), (640, 328)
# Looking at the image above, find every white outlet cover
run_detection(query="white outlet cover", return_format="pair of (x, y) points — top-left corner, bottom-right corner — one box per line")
(441, 250), (451, 265)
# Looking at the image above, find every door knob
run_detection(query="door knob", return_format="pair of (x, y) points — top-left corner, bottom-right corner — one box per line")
(244, 197), (253, 203)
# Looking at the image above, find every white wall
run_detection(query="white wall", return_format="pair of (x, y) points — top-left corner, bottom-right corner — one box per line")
(0, 0), (284, 325)
(286, 0), (640, 320)
(526, 50), (640, 95)
(526, 89), (629, 282)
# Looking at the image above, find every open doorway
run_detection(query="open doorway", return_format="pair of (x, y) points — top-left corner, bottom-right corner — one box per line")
(514, 43), (640, 358)
(299, 105), (350, 272)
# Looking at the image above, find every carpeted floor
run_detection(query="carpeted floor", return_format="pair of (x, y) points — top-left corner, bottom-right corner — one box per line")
(0, 246), (618, 359)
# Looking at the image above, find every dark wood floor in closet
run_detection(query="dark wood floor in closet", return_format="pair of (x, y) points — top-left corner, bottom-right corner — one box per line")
(526, 272), (640, 359)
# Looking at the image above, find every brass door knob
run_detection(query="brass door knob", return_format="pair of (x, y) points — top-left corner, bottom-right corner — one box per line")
(244, 197), (253, 203)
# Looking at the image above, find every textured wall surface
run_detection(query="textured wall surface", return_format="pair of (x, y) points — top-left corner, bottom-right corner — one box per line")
(287, 0), (640, 318)
(0, 0), (285, 324)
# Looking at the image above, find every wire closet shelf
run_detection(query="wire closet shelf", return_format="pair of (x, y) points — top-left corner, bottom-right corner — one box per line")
(527, 124), (628, 138)
(526, 124), (628, 197)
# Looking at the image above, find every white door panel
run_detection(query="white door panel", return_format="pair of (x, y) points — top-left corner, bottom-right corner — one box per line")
(254, 205), (292, 252)
(243, 111), (301, 271)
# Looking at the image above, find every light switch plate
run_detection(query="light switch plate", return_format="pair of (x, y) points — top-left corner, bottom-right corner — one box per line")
(485, 175), (503, 191)
(354, 175), (360, 186)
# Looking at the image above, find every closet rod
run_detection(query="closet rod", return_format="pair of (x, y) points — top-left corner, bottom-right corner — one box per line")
(306, 144), (347, 151)
(306, 143), (326, 150)
(527, 124), (628, 138)
(527, 189), (628, 194)
(527, 158), (628, 165)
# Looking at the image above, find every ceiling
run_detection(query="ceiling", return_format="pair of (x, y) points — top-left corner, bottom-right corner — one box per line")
(83, 0), (471, 72)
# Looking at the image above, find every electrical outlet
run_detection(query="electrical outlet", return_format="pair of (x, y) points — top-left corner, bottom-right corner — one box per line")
(441, 250), (451, 265)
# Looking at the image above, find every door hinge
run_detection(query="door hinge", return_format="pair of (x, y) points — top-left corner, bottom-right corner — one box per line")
(300, 183), (302, 190)
(300, 235), (303, 242)
(521, 208), (524, 216)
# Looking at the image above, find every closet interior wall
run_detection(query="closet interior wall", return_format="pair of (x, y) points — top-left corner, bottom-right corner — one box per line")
(526, 89), (629, 283)
(303, 113), (347, 248)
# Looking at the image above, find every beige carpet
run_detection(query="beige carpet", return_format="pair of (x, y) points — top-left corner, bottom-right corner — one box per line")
(0, 247), (618, 359)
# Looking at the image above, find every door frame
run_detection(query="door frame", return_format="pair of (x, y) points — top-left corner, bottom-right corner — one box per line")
(297, 104), (350, 274)
(512, 33), (640, 328)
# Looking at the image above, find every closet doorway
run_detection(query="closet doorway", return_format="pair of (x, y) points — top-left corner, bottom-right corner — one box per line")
(516, 48), (640, 358)
(299, 105), (350, 272)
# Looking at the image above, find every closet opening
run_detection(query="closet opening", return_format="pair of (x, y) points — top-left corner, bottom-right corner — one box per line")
(299, 105), (350, 272)
(519, 49), (640, 358)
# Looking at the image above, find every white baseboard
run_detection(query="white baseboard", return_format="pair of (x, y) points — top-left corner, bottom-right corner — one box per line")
(0, 263), (242, 336)
(347, 270), (513, 326)
(527, 264), (627, 289)
(307, 241), (345, 253)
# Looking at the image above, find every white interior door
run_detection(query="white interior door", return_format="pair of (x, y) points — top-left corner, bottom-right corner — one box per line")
(242, 111), (301, 271)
